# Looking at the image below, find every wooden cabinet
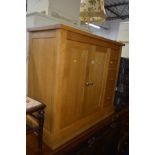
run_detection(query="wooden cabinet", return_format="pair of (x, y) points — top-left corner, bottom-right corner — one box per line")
(27, 24), (124, 150)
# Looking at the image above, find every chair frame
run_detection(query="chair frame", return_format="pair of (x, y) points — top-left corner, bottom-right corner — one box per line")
(26, 100), (46, 150)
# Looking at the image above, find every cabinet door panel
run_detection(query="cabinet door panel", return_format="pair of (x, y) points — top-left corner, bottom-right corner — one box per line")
(83, 46), (108, 116)
(60, 40), (90, 128)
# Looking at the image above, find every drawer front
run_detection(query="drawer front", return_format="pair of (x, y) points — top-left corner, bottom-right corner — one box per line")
(104, 89), (114, 100)
(109, 59), (119, 68)
(104, 89), (115, 107)
(109, 49), (120, 68)
(110, 49), (120, 60)
(104, 48), (121, 107)
(106, 80), (115, 89)
(104, 98), (113, 107)
(106, 69), (117, 89)
(107, 69), (117, 81)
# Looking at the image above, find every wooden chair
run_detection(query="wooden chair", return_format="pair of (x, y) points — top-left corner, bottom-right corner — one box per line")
(26, 97), (46, 150)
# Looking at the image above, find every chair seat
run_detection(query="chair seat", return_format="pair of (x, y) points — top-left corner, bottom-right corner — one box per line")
(26, 97), (45, 114)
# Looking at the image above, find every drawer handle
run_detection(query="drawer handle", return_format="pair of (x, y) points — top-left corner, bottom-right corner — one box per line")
(85, 82), (94, 86)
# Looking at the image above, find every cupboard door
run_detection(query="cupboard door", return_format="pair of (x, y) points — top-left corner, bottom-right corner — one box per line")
(83, 46), (109, 116)
(60, 40), (90, 128)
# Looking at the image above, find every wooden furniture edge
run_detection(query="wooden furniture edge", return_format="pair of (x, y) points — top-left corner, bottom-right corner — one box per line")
(27, 24), (125, 47)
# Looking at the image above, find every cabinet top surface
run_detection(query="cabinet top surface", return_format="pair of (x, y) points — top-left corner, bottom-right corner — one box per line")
(27, 24), (124, 47)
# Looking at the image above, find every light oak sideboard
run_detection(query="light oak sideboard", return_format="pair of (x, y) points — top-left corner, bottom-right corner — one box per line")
(27, 24), (124, 150)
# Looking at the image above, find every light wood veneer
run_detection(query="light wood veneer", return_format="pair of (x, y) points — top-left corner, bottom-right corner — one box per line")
(27, 24), (124, 149)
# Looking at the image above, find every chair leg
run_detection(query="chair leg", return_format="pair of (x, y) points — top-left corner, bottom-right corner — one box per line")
(38, 110), (45, 150)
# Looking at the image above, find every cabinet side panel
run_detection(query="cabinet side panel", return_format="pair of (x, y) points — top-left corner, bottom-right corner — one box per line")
(28, 32), (57, 133)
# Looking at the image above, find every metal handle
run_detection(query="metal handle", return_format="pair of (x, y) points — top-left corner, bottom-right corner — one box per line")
(85, 82), (94, 86)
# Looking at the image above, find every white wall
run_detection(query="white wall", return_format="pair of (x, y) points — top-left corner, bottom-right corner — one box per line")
(118, 22), (129, 41)
(27, 0), (49, 15)
(117, 22), (129, 58)
(27, 0), (81, 25)
(108, 20), (120, 40)
(27, 0), (81, 23)
(48, 0), (81, 24)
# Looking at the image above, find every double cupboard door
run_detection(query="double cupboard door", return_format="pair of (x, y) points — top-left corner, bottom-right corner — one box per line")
(60, 40), (109, 128)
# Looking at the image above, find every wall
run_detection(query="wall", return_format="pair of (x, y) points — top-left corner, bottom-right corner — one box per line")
(117, 22), (129, 58)
(117, 22), (129, 41)
(108, 20), (120, 40)
(27, 0), (81, 24)
(48, 0), (81, 24)
(27, 0), (49, 14)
